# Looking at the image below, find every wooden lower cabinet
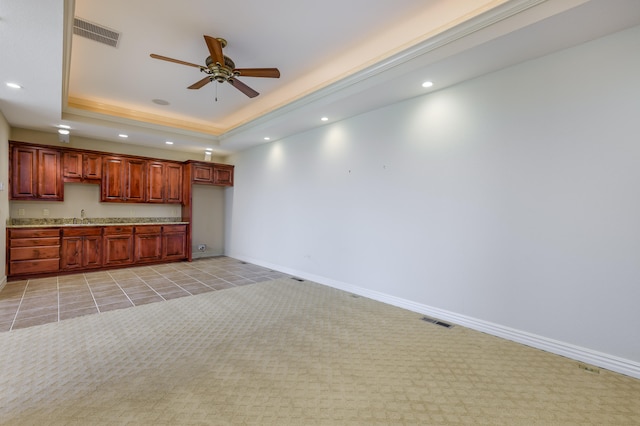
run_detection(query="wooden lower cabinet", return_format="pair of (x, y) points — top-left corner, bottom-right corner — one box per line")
(7, 224), (188, 279)
(103, 226), (134, 266)
(8, 228), (61, 276)
(134, 225), (162, 263)
(61, 227), (102, 270)
(162, 225), (187, 260)
(136, 224), (187, 261)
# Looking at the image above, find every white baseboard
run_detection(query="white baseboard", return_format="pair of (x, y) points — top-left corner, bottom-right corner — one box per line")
(232, 254), (640, 380)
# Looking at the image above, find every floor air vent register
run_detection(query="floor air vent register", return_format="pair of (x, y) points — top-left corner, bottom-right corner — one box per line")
(421, 316), (453, 328)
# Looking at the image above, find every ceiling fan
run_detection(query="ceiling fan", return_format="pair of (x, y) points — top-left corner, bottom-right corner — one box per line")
(150, 35), (280, 98)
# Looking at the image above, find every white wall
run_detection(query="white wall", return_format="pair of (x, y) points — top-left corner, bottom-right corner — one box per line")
(227, 25), (640, 375)
(191, 184), (226, 258)
(10, 184), (179, 220)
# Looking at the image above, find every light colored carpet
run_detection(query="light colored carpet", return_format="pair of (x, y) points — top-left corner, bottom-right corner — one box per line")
(1, 278), (639, 425)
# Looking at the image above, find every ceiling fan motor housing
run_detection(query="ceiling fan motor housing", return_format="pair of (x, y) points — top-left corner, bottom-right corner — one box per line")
(205, 55), (236, 82)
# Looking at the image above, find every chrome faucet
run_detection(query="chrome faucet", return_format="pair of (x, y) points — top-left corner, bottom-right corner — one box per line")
(80, 209), (88, 224)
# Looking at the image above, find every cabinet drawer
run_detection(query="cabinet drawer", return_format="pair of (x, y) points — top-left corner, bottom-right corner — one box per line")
(10, 259), (60, 275)
(135, 225), (162, 234)
(103, 226), (133, 235)
(9, 228), (60, 238)
(10, 246), (60, 261)
(10, 237), (60, 247)
(162, 224), (187, 233)
(62, 227), (102, 237)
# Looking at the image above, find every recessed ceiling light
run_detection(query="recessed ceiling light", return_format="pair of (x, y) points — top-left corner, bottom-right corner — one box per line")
(6, 82), (22, 89)
(58, 124), (71, 129)
(118, 134), (128, 138)
(264, 137), (271, 141)
(165, 141), (174, 145)
(422, 81), (434, 88)
(58, 129), (70, 135)
(152, 99), (170, 106)
(321, 117), (329, 121)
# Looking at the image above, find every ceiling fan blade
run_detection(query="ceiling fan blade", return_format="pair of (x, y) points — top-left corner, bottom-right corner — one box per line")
(150, 54), (203, 69)
(188, 76), (212, 90)
(204, 35), (225, 66)
(234, 68), (281, 78)
(228, 78), (259, 98)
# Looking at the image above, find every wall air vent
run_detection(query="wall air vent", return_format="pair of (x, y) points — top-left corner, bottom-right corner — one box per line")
(73, 18), (120, 48)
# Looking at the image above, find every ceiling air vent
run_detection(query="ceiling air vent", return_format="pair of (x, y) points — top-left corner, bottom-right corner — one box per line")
(73, 18), (120, 48)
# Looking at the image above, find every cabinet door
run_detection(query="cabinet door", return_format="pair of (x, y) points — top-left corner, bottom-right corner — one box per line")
(166, 163), (183, 203)
(162, 227), (187, 260)
(103, 234), (134, 265)
(83, 153), (102, 180)
(135, 233), (162, 262)
(38, 149), (63, 200)
(83, 236), (102, 268)
(125, 159), (146, 202)
(213, 164), (234, 186)
(62, 151), (83, 181)
(192, 163), (214, 183)
(102, 156), (125, 201)
(61, 237), (83, 270)
(146, 161), (165, 203)
(10, 146), (37, 199)
(63, 151), (101, 182)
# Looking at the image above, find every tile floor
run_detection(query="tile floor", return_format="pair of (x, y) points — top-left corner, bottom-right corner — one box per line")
(0, 257), (289, 332)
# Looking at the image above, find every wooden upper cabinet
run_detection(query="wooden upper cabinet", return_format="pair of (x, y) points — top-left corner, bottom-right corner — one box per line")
(192, 163), (214, 183)
(125, 158), (146, 202)
(213, 164), (234, 186)
(147, 161), (183, 204)
(38, 149), (64, 199)
(101, 156), (125, 201)
(10, 144), (63, 200)
(191, 162), (234, 187)
(11, 145), (37, 199)
(147, 161), (165, 203)
(63, 151), (102, 182)
(101, 156), (146, 202)
(166, 163), (183, 203)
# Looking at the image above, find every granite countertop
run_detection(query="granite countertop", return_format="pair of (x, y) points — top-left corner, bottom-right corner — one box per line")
(6, 217), (189, 228)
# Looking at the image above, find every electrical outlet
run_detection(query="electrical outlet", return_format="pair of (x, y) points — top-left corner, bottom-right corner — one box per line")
(43, 208), (50, 216)
(18, 208), (25, 216)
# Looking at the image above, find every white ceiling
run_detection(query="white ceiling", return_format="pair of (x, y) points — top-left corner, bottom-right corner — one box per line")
(1, 0), (640, 156)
